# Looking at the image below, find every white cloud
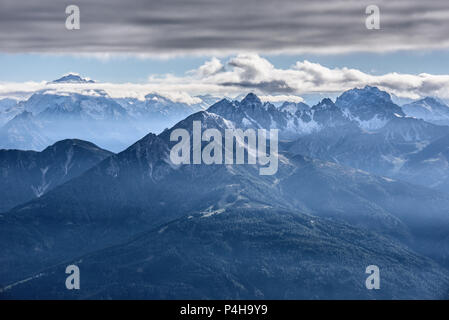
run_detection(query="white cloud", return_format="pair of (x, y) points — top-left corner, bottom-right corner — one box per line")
(259, 95), (304, 103)
(3, 54), (449, 104)
(192, 58), (224, 77)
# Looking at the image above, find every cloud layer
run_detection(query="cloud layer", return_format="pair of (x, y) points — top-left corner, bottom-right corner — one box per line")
(2, 55), (449, 103)
(1, 0), (449, 55)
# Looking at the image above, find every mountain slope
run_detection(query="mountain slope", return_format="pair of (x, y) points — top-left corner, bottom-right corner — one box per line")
(0, 98), (20, 126)
(24, 91), (128, 121)
(285, 116), (449, 183)
(402, 97), (449, 125)
(395, 132), (449, 191)
(279, 101), (310, 115)
(2, 208), (448, 299)
(0, 139), (113, 212)
(0, 111), (50, 150)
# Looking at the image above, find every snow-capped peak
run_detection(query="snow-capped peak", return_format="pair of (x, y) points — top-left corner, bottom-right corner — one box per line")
(51, 73), (95, 84)
(335, 86), (404, 126)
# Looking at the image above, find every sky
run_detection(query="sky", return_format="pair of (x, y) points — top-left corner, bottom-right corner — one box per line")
(3, 50), (449, 83)
(1, 0), (449, 103)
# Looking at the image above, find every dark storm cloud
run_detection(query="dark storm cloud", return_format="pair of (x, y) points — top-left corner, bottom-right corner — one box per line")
(1, 0), (449, 54)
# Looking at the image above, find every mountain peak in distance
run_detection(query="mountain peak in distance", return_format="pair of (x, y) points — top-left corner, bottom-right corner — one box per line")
(335, 85), (405, 127)
(50, 73), (95, 84)
(241, 92), (262, 105)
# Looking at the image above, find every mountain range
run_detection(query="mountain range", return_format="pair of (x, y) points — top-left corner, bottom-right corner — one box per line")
(2, 90), (449, 298)
(0, 75), (219, 152)
(2, 82), (449, 298)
